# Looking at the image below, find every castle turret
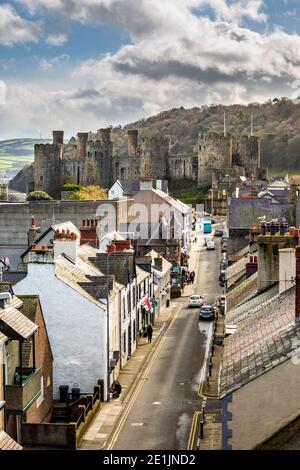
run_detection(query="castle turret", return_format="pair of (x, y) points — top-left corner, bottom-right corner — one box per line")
(77, 132), (89, 159)
(34, 130), (64, 198)
(128, 130), (139, 156)
(100, 128), (112, 145)
(53, 131), (64, 145)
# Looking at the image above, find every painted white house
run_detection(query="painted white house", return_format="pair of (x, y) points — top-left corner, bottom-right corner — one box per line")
(15, 230), (119, 401)
(109, 180), (124, 200)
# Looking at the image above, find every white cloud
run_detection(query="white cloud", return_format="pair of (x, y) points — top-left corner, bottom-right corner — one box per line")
(39, 54), (70, 71)
(46, 32), (68, 46)
(0, 3), (41, 46)
(1, 0), (300, 138)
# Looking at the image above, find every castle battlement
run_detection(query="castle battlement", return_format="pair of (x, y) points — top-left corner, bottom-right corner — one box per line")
(33, 125), (261, 198)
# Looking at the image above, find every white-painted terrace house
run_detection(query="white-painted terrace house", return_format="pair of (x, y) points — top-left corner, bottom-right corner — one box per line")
(15, 225), (123, 401)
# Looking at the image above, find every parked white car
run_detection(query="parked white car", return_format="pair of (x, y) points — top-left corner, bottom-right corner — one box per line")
(188, 295), (204, 308)
(207, 240), (216, 250)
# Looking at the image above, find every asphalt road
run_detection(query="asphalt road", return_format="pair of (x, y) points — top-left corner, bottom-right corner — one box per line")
(112, 227), (223, 450)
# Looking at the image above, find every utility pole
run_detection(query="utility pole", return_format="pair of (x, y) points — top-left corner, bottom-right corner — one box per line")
(250, 114), (254, 137)
(224, 111), (227, 138)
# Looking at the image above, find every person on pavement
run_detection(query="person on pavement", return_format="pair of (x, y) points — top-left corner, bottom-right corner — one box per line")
(147, 324), (153, 343)
(111, 380), (122, 398)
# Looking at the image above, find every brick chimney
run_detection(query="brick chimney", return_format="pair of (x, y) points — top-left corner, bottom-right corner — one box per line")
(246, 256), (258, 278)
(28, 216), (40, 246)
(296, 246), (300, 322)
(107, 240), (132, 252)
(80, 219), (99, 246)
(53, 229), (78, 262)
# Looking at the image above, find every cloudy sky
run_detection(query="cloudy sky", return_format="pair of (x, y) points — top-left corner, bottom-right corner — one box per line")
(1, 0), (300, 138)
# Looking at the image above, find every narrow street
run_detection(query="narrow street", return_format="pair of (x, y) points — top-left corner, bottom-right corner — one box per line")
(108, 222), (223, 450)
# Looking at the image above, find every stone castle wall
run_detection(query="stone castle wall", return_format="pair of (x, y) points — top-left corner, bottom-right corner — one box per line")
(34, 128), (261, 197)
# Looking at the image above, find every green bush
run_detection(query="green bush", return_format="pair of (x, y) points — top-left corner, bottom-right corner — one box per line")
(62, 183), (82, 192)
(27, 191), (53, 201)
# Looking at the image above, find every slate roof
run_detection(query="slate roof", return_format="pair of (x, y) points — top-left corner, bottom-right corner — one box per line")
(136, 266), (150, 283)
(226, 284), (279, 326)
(0, 305), (38, 340)
(152, 188), (190, 215)
(54, 244), (123, 309)
(226, 255), (250, 289)
(228, 245), (250, 261)
(0, 431), (22, 450)
(220, 287), (298, 398)
(226, 272), (258, 312)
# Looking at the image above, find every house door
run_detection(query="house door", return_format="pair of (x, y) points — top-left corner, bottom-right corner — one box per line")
(128, 324), (132, 357)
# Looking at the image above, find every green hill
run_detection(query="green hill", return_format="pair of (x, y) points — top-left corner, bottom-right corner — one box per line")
(0, 138), (50, 180)
(111, 97), (300, 170)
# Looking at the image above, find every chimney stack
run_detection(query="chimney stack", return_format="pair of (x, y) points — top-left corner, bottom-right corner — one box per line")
(296, 247), (300, 322)
(80, 219), (99, 247)
(246, 256), (258, 278)
(28, 216), (40, 246)
(53, 229), (79, 263)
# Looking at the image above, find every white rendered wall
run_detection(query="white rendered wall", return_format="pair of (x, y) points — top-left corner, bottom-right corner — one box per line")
(14, 263), (108, 399)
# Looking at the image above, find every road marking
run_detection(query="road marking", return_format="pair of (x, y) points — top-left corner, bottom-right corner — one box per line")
(187, 411), (200, 450)
(152, 402), (161, 405)
(106, 303), (182, 450)
(131, 423), (144, 427)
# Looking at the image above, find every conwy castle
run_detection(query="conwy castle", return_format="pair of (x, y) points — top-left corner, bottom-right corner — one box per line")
(32, 127), (263, 197)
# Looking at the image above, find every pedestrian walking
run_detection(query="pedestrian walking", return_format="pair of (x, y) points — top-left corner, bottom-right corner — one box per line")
(147, 324), (153, 343)
(191, 270), (195, 284)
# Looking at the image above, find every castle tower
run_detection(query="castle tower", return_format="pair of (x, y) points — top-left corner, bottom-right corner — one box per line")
(140, 136), (169, 181)
(100, 128), (112, 145)
(128, 130), (139, 156)
(198, 132), (232, 185)
(34, 130), (64, 198)
(89, 128), (114, 188)
(77, 132), (89, 159)
(53, 130), (64, 145)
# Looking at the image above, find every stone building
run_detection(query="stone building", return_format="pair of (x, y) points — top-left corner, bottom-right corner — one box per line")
(32, 127), (261, 198)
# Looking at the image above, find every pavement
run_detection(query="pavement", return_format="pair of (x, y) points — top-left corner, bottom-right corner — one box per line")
(79, 218), (225, 450)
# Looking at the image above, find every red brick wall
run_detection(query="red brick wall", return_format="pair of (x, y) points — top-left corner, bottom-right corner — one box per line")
(26, 300), (53, 423)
